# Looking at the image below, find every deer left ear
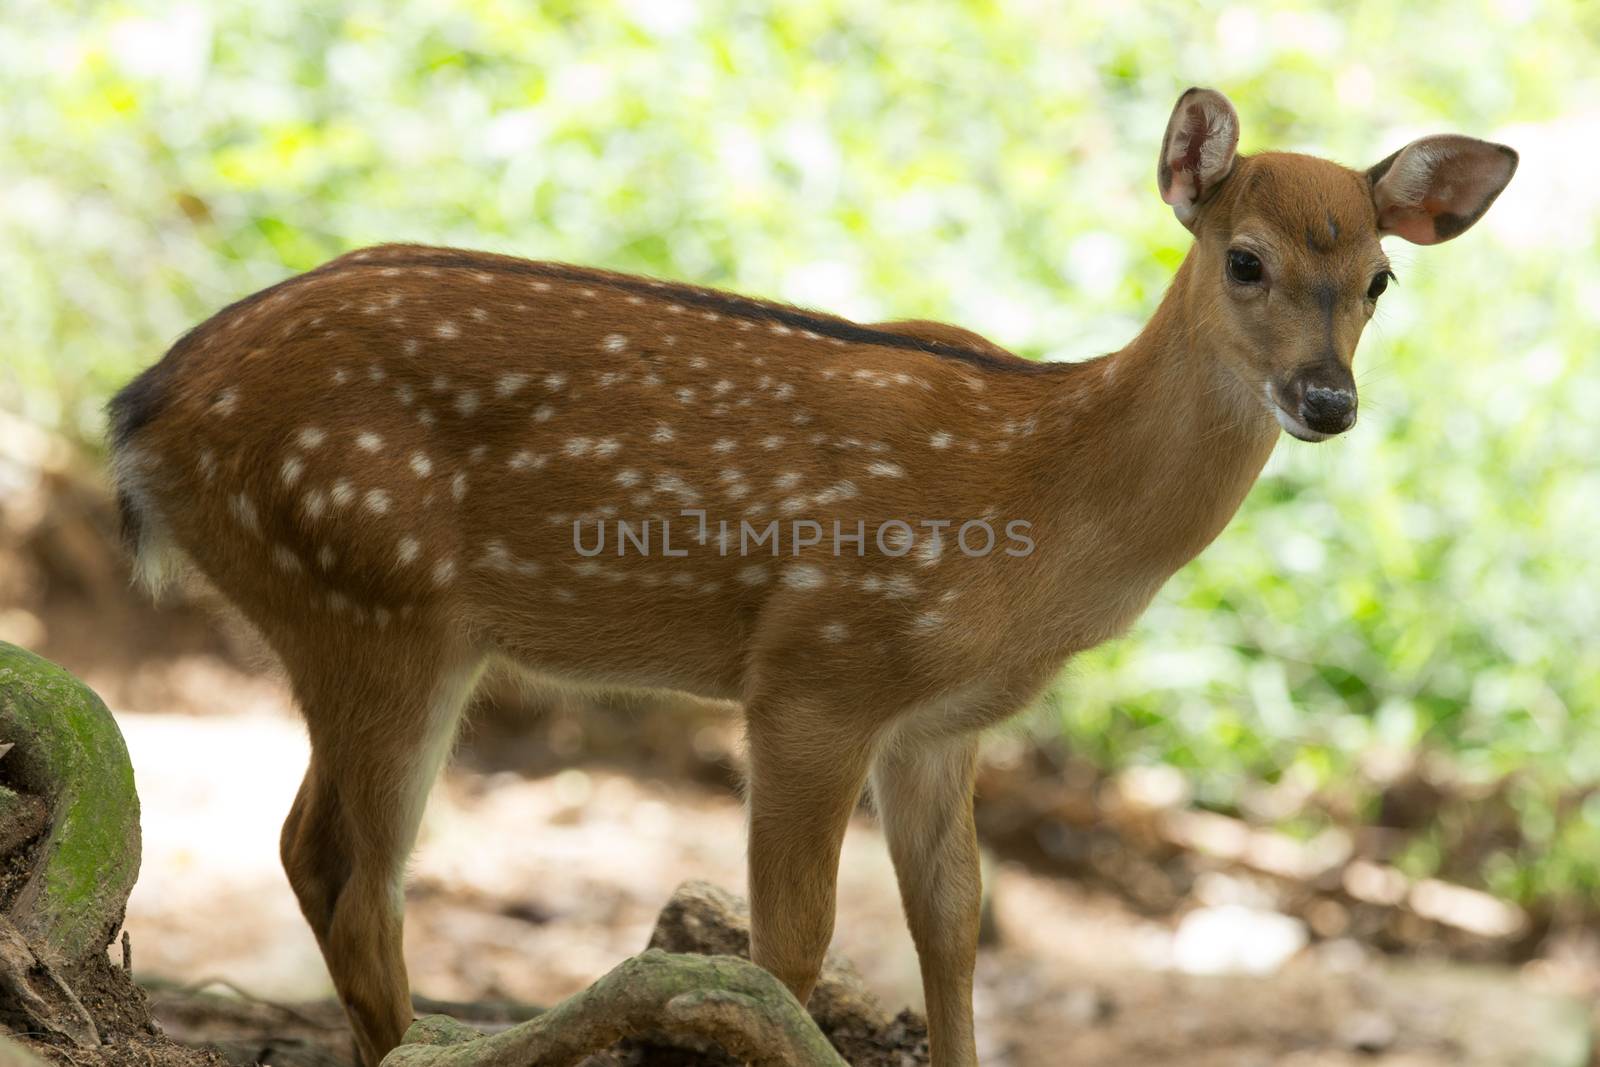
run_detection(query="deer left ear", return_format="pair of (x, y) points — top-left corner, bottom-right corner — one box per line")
(1367, 134), (1518, 245)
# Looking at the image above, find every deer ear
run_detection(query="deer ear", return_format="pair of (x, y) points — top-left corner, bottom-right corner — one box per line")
(1367, 134), (1517, 245)
(1157, 87), (1240, 228)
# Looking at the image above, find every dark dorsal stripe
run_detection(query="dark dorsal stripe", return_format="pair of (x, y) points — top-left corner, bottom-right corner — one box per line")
(109, 248), (1065, 456)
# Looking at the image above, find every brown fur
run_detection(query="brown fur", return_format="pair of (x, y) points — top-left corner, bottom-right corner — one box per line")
(107, 90), (1513, 1066)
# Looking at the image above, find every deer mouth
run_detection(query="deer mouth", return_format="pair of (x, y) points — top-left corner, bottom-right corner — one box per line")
(1271, 402), (1334, 442)
(1262, 382), (1340, 443)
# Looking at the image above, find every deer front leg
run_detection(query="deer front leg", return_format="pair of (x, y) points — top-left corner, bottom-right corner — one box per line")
(744, 700), (879, 1005)
(871, 733), (982, 1067)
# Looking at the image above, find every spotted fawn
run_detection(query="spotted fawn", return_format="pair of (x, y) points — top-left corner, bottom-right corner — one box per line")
(109, 88), (1514, 1066)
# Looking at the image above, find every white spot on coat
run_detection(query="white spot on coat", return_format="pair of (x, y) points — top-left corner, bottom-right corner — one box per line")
(435, 321), (460, 339)
(884, 575), (918, 598)
(782, 564), (826, 590)
(280, 455), (305, 487)
(812, 480), (858, 504)
(230, 493), (259, 533)
(397, 536), (420, 564)
(364, 489), (392, 515)
(356, 432), (385, 453)
(508, 450), (548, 471)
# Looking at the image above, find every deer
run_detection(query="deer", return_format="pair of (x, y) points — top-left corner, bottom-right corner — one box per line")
(107, 87), (1515, 1066)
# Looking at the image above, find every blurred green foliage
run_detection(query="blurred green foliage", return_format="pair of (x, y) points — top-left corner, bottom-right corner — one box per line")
(2, 2), (1596, 909)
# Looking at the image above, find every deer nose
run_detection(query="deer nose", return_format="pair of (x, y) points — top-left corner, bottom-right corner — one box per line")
(1300, 386), (1357, 434)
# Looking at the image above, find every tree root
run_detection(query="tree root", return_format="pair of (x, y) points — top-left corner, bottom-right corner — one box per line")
(0, 917), (99, 1048)
(383, 950), (847, 1067)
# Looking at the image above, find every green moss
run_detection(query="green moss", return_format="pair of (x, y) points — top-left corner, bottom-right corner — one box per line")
(0, 642), (140, 961)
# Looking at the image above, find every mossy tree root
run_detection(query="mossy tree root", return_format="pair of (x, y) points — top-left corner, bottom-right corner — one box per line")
(383, 950), (848, 1067)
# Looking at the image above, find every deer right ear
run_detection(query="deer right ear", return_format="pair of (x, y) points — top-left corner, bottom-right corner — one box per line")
(1158, 88), (1241, 229)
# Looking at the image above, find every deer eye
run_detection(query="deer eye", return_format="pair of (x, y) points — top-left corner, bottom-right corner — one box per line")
(1367, 269), (1396, 300)
(1226, 249), (1263, 284)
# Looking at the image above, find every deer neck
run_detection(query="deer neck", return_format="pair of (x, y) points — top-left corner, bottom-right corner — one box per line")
(1026, 251), (1281, 582)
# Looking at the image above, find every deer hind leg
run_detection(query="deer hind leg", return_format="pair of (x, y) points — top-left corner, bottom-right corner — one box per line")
(277, 634), (484, 1067)
(870, 732), (982, 1067)
(744, 696), (881, 1005)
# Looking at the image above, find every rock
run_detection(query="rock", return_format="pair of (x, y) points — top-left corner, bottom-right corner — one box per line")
(648, 880), (890, 1035)
(647, 881), (927, 1065)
